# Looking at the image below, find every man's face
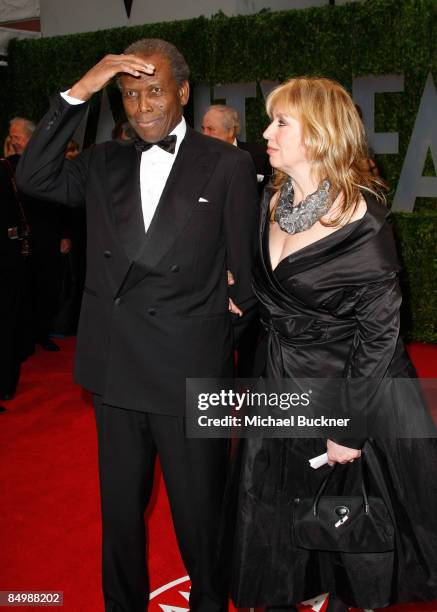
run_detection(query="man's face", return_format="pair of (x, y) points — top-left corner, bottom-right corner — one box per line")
(120, 53), (189, 143)
(201, 109), (235, 143)
(9, 122), (31, 155)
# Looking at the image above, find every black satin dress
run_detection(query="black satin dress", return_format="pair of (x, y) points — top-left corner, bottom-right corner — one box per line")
(230, 190), (437, 609)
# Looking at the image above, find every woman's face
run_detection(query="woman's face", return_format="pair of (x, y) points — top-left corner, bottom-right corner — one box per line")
(263, 107), (309, 175)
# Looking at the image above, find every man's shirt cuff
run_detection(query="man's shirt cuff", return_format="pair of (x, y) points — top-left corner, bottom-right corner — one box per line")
(61, 90), (86, 105)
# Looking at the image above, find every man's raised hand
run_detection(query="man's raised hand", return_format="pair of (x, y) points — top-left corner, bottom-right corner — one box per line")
(69, 54), (155, 101)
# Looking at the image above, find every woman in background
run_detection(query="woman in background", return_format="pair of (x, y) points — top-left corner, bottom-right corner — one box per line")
(231, 77), (437, 612)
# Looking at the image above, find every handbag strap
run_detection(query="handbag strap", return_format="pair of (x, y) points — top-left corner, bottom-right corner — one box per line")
(313, 457), (369, 516)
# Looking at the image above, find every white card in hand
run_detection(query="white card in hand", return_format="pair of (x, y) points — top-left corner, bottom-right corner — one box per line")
(309, 452), (329, 469)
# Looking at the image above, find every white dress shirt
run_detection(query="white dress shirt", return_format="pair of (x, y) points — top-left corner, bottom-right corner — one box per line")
(138, 118), (186, 231)
(61, 90), (187, 232)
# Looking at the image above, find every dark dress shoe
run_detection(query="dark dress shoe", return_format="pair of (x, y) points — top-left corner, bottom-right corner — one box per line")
(0, 405), (6, 413)
(38, 339), (60, 352)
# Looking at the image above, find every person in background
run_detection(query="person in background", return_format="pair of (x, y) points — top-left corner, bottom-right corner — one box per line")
(111, 121), (134, 141)
(201, 103), (266, 377)
(0, 122), (34, 407)
(202, 103), (271, 192)
(8, 117), (72, 352)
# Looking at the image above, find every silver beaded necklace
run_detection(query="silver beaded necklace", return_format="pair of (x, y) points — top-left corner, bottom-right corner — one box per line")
(274, 177), (335, 234)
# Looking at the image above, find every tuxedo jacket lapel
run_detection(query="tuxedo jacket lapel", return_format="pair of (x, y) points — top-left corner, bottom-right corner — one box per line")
(120, 128), (219, 294)
(107, 142), (146, 262)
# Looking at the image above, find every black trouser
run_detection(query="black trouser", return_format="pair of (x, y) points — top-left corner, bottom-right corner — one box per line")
(93, 396), (229, 612)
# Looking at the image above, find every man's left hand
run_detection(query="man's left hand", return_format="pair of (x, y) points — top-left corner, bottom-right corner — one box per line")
(60, 238), (72, 254)
(227, 270), (243, 316)
(229, 298), (243, 317)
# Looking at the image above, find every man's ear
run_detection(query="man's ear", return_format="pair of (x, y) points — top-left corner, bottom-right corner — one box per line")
(179, 81), (190, 107)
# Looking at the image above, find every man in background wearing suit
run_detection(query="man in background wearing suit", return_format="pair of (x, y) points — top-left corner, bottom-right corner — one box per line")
(0, 124), (33, 409)
(17, 39), (259, 612)
(1, 117), (70, 411)
(8, 118), (72, 353)
(201, 104), (267, 377)
(201, 104), (271, 193)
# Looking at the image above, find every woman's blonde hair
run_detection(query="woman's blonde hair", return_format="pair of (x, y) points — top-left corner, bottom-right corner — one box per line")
(266, 77), (386, 226)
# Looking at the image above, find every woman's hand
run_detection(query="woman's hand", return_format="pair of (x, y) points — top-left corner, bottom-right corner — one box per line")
(326, 439), (361, 466)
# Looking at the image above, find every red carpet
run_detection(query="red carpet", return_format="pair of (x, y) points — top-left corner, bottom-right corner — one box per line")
(1, 338), (436, 611)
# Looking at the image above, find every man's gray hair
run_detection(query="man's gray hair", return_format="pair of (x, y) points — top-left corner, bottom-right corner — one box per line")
(206, 104), (241, 134)
(123, 38), (190, 85)
(9, 117), (36, 135)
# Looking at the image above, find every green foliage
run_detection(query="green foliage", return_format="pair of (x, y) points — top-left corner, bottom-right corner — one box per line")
(0, 65), (12, 141)
(2, 0), (436, 340)
(392, 212), (437, 343)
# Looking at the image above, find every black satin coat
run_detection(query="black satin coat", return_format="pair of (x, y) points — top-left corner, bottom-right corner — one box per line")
(231, 190), (437, 609)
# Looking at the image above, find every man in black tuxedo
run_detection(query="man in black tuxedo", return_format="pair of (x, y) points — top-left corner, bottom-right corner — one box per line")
(17, 39), (259, 611)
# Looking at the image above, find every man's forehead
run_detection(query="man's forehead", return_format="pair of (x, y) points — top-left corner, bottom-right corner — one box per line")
(120, 53), (174, 85)
(135, 52), (170, 72)
(206, 109), (226, 126)
(205, 109), (221, 122)
(9, 122), (26, 134)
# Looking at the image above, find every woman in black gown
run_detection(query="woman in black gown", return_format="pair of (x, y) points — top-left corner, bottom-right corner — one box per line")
(230, 77), (437, 611)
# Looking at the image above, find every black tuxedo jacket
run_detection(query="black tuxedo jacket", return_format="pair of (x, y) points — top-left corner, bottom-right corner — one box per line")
(237, 140), (271, 193)
(17, 95), (259, 414)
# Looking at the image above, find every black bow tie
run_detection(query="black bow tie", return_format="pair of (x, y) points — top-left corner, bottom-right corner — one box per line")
(134, 135), (177, 154)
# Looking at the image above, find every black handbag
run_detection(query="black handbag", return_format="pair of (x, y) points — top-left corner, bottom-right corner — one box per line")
(293, 458), (395, 553)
